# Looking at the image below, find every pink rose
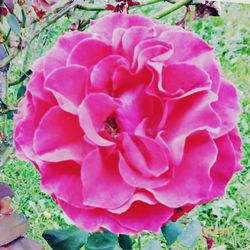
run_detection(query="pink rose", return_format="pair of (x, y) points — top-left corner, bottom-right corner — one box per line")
(14, 13), (242, 234)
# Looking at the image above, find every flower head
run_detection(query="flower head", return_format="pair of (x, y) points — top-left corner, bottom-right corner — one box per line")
(14, 13), (242, 234)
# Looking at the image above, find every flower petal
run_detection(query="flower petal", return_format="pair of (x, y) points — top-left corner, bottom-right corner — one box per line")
(212, 79), (241, 137)
(40, 161), (83, 207)
(152, 131), (217, 207)
(45, 65), (88, 114)
(67, 38), (112, 67)
(78, 93), (120, 146)
(34, 106), (90, 163)
(81, 149), (135, 209)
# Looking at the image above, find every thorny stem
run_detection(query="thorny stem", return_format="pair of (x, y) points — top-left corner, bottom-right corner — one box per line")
(132, 0), (175, 8)
(153, 0), (191, 19)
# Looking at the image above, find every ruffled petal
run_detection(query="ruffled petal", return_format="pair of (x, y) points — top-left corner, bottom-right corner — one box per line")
(34, 106), (91, 163)
(161, 91), (220, 165)
(81, 149), (135, 209)
(88, 13), (155, 41)
(45, 65), (88, 114)
(67, 38), (112, 67)
(78, 93), (120, 146)
(212, 79), (241, 137)
(40, 161), (83, 207)
(152, 131), (217, 207)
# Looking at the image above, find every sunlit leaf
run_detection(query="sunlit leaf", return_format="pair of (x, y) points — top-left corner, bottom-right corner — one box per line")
(6, 14), (21, 35)
(179, 219), (202, 248)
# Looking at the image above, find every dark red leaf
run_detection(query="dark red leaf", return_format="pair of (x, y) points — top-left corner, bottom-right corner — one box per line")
(0, 214), (29, 246)
(0, 183), (14, 200)
(2, 237), (44, 250)
(105, 4), (116, 11)
(0, 197), (13, 215)
(0, 7), (8, 16)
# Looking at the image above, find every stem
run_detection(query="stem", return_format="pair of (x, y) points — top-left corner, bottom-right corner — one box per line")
(153, 0), (191, 19)
(138, 235), (142, 250)
(132, 0), (175, 8)
(21, 8), (26, 28)
(76, 4), (106, 11)
(9, 69), (32, 86)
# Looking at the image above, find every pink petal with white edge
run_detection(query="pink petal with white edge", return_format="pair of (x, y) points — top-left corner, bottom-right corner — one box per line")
(88, 13), (155, 41)
(90, 55), (129, 94)
(119, 133), (168, 177)
(160, 30), (220, 93)
(109, 190), (158, 214)
(57, 200), (137, 234)
(34, 106), (90, 163)
(121, 26), (156, 62)
(78, 93), (120, 146)
(45, 65), (88, 114)
(152, 131), (217, 207)
(160, 62), (211, 98)
(67, 38), (112, 67)
(132, 38), (172, 72)
(212, 79), (241, 138)
(113, 201), (174, 233)
(207, 134), (237, 200)
(228, 128), (243, 172)
(81, 149), (135, 209)
(43, 32), (91, 77)
(161, 91), (220, 165)
(40, 161), (84, 207)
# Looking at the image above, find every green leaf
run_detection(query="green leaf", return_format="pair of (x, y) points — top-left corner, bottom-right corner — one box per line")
(178, 219), (202, 248)
(6, 14), (21, 35)
(161, 220), (182, 245)
(144, 239), (162, 250)
(42, 226), (88, 250)
(86, 230), (118, 250)
(17, 85), (26, 99)
(118, 234), (132, 250)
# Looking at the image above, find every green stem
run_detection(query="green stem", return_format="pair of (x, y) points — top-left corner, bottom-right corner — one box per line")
(138, 235), (142, 250)
(76, 4), (106, 11)
(9, 69), (32, 86)
(132, 0), (175, 8)
(153, 0), (191, 19)
(21, 8), (26, 28)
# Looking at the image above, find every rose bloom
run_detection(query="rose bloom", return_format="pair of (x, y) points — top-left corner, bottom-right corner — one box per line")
(14, 14), (242, 234)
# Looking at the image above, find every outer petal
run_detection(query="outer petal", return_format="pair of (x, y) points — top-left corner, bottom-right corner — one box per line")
(45, 65), (88, 114)
(160, 63), (211, 98)
(113, 201), (174, 233)
(208, 134), (237, 200)
(88, 13), (155, 41)
(67, 38), (112, 67)
(34, 106), (91, 163)
(161, 91), (220, 165)
(152, 131), (217, 207)
(81, 149), (135, 209)
(212, 79), (241, 137)
(160, 30), (220, 92)
(40, 161), (83, 207)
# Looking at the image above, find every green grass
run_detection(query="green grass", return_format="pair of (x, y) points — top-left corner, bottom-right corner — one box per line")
(0, 2), (249, 250)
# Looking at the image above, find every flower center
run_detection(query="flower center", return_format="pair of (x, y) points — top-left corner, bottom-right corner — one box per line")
(104, 116), (119, 138)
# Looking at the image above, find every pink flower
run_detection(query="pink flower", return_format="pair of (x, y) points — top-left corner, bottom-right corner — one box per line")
(14, 13), (242, 234)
